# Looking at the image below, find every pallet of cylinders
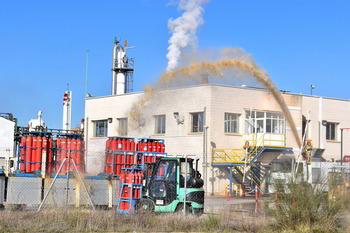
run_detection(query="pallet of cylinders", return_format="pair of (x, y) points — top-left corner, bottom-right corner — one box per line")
(103, 137), (136, 177)
(136, 138), (166, 177)
(17, 132), (54, 177)
(116, 171), (143, 213)
(116, 138), (167, 213)
(55, 134), (85, 176)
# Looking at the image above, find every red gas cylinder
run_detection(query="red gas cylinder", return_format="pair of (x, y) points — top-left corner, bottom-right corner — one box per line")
(125, 140), (130, 168)
(111, 138), (117, 174)
(136, 142), (140, 152)
(128, 173), (134, 200)
(60, 138), (67, 174)
(120, 172), (125, 183)
(31, 136), (37, 172)
(151, 141), (157, 163)
(137, 173), (141, 198)
(147, 142), (153, 163)
(152, 141), (156, 152)
(66, 138), (72, 172)
(71, 138), (77, 171)
(103, 139), (110, 173)
(147, 141), (152, 152)
(116, 140), (121, 176)
(25, 136), (32, 173)
(76, 138), (81, 172)
(20, 136), (26, 171)
(131, 141), (136, 166)
(120, 172), (126, 210)
(156, 142), (161, 153)
(131, 141), (135, 151)
(118, 139), (126, 172)
(42, 137), (48, 173)
(80, 139), (85, 173)
(125, 140), (130, 151)
(143, 141), (148, 163)
(48, 137), (53, 174)
(122, 139), (127, 151)
(160, 166), (165, 176)
(56, 138), (61, 172)
(35, 136), (42, 171)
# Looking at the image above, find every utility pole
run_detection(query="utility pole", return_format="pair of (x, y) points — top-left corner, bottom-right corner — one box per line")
(84, 49), (89, 98)
(341, 128), (343, 166)
(310, 84), (315, 95)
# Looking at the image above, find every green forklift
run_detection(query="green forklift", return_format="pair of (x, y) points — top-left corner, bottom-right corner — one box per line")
(137, 157), (204, 215)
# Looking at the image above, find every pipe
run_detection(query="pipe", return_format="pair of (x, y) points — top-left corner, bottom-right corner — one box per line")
(184, 155), (188, 215)
(341, 129), (343, 166)
(202, 107), (208, 195)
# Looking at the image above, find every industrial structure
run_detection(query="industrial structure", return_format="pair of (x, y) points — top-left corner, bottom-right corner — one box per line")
(63, 90), (72, 130)
(85, 83), (350, 195)
(1, 37), (350, 212)
(111, 37), (134, 95)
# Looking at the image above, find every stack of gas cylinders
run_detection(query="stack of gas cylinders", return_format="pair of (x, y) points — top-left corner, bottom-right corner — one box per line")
(137, 138), (165, 164)
(19, 134), (85, 175)
(56, 136), (85, 174)
(104, 137), (165, 176)
(113, 137), (166, 212)
(19, 134), (53, 174)
(118, 172), (143, 211)
(104, 137), (136, 175)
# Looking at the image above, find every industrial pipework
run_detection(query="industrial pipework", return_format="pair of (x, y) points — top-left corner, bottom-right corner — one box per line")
(111, 37), (135, 95)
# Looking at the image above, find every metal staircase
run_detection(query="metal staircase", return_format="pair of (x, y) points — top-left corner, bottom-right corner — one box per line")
(212, 133), (292, 196)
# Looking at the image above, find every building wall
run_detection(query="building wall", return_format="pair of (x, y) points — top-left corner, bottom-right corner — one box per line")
(301, 95), (350, 161)
(85, 86), (212, 175)
(0, 117), (15, 156)
(207, 85), (302, 194)
(85, 84), (350, 194)
(209, 85), (302, 151)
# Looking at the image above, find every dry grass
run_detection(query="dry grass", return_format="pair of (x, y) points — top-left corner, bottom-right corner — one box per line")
(0, 208), (268, 232)
(261, 181), (350, 233)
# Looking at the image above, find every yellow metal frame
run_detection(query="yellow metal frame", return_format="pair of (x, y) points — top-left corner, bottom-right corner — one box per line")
(243, 133), (285, 148)
(212, 148), (250, 163)
(212, 133), (285, 164)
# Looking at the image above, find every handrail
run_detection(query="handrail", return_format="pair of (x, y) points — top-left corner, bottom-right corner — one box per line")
(212, 148), (249, 163)
(212, 133), (286, 164)
(243, 133), (285, 147)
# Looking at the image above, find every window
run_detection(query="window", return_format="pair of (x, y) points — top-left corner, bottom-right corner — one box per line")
(157, 160), (177, 181)
(94, 120), (108, 137)
(191, 112), (204, 132)
(326, 122), (337, 140)
(118, 118), (128, 136)
(155, 115), (166, 134)
(245, 110), (284, 134)
(224, 113), (240, 133)
(266, 112), (284, 134)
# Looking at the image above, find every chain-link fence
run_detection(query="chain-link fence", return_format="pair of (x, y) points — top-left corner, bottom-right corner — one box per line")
(1, 147), (350, 215)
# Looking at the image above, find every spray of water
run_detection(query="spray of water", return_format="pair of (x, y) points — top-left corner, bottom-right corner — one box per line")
(166, 0), (209, 71)
(130, 50), (301, 148)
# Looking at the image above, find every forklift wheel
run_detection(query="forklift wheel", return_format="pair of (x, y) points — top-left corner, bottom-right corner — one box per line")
(136, 199), (155, 213)
(176, 203), (192, 215)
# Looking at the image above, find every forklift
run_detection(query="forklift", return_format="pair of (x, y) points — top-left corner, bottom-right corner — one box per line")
(137, 157), (204, 215)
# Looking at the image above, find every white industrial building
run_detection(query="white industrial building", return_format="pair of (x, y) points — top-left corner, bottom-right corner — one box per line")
(0, 115), (15, 174)
(84, 83), (350, 195)
(84, 39), (350, 195)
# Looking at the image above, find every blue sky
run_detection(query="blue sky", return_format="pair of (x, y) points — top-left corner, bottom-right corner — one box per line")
(1, 0), (349, 128)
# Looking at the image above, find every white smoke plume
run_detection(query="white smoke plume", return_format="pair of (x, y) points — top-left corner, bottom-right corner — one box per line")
(166, 0), (209, 71)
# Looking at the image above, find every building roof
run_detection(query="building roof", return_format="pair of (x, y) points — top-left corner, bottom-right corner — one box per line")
(85, 83), (350, 102)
